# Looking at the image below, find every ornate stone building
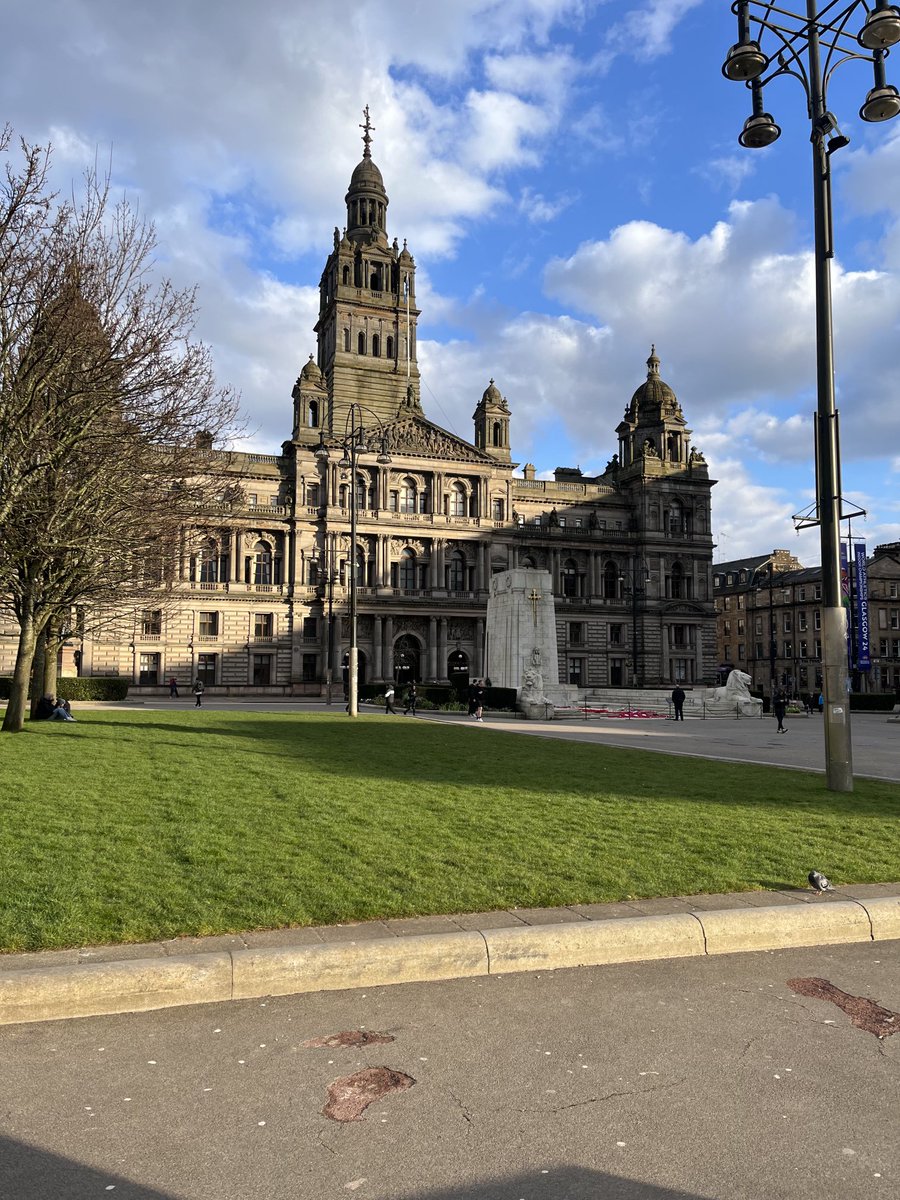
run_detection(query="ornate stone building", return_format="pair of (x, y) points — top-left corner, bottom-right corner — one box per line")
(0, 121), (719, 695)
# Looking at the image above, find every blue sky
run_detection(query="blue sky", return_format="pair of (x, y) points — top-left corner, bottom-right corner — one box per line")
(2, 0), (899, 560)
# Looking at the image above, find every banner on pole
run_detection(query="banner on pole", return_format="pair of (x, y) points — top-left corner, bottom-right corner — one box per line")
(854, 543), (870, 671)
(840, 542), (852, 667)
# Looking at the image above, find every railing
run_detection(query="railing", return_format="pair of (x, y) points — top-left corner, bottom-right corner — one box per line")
(190, 581), (228, 592)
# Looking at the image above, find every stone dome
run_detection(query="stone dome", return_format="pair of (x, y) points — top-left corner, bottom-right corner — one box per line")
(299, 354), (322, 383)
(629, 346), (679, 415)
(348, 156), (386, 194)
(481, 378), (503, 404)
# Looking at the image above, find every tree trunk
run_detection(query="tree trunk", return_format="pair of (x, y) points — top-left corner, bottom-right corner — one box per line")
(3, 615), (37, 732)
(42, 617), (59, 701)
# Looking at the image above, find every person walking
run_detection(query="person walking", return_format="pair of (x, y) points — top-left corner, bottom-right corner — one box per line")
(773, 689), (787, 734)
(473, 679), (485, 723)
(168, 676), (179, 698)
(403, 682), (418, 716)
(193, 678), (204, 708)
(384, 682), (398, 714)
(671, 685), (686, 721)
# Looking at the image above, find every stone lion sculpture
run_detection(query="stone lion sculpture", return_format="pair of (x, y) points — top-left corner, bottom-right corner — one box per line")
(708, 669), (762, 716)
(520, 666), (545, 705)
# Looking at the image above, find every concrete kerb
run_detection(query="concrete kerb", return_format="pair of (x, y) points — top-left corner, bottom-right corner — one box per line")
(2, 896), (898, 1026)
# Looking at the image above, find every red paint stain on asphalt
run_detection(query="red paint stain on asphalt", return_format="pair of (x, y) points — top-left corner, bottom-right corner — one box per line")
(301, 1030), (395, 1049)
(323, 1066), (415, 1122)
(788, 977), (899, 1038)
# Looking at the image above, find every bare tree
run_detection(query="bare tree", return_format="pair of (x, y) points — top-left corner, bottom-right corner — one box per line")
(0, 131), (241, 731)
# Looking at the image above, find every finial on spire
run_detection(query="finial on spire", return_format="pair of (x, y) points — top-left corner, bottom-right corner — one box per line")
(360, 105), (375, 158)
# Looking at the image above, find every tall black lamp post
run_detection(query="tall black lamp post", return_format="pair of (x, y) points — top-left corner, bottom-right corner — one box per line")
(722, 1), (900, 792)
(315, 405), (391, 718)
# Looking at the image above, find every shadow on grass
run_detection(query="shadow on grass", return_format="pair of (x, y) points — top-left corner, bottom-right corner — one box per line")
(67, 712), (900, 819)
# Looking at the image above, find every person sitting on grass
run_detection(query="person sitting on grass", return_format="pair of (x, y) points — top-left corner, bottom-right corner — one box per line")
(34, 694), (56, 720)
(51, 697), (75, 721)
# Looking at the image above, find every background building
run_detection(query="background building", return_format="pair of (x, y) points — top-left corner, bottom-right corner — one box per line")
(0, 129), (719, 696)
(713, 544), (900, 699)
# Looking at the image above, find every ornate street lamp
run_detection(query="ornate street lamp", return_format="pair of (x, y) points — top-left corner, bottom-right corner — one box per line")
(722, 1), (900, 792)
(315, 405), (391, 717)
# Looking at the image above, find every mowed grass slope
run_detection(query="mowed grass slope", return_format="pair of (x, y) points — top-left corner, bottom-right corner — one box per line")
(1, 709), (898, 951)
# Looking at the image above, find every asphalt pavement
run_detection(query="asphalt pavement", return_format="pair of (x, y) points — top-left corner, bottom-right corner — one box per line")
(1, 939), (897, 1199)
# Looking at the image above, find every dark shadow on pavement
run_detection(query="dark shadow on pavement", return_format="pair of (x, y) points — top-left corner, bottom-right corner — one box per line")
(400, 1168), (713, 1199)
(0, 1134), (178, 1200)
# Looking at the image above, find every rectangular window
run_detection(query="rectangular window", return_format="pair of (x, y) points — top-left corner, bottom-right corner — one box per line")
(879, 639), (888, 657)
(800, 640), (808, 658)
(798, 612), (807, 631)
(248, 493), (258, 506)
(569, 622), (584, 645)
(814, 584), (822, 600)
(890, 583), (898, 599)
(254, 612), (274, 640)
(302, 616), (317, 638)
(798, 586), (806, 601)
(252, 654), (272, 686)
(783, 613), (792, 632)
(755, 642), (764, 660)
(197, 653), (217, 686)
(737, 619), (745, 635)
(724, 596), (732, 611)
(892, 610), (900, 630)
(893, 639), (900, 659)
(754, 617), (762, 635)
(301, 654), (317, 683)
(138, 652), (160, 685)
(558, 517), (566, 528)
(306, 483), (319, 507)
(814, 639), (822, 659)
(270, 495), (280, 507)
(738, 644), (745, 660)
(568, 658), (585, 686)
(737, 595), (745, 610)
(784, 640), (793, 658)
(141, 609), (162, 637)
(575, 518), (583, 529)
(814, 610), (821, 630)
(198, 611), (219, 638)
(491, 498), (504, 521)
(608, 623), (624, 645)
(879, 608), (887, 629)
(723, 620), (731, 636)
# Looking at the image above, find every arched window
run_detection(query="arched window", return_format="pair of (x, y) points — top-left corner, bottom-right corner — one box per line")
(253, 541), (273, 586)
(399, 548), (417, 589)
(342, 265), (350, 286)
(356, 474), (373, 511)
(399, 478), (417, 514)
(603, 561), (619, 599)
(669, 562), (689, 600)
(667, 433), (680, 462)
(492, 421), (502, 447)
(307, 399), (319, 428)
(448, 551), (466, 592)
(372, 334), (380, 357)
(357, 331), (366, 355)
(450, 483), (467, 517)
(343, 328), (350, 352)
(197, 538), (219, 584)
(562, 558), (578, 598)
(386, 335), (394, 358)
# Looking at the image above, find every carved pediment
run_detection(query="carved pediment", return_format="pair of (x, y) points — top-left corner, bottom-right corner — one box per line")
(381, 416), (491, 463)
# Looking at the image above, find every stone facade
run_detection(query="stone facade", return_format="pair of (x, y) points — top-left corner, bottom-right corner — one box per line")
(0, 125), (719, 695)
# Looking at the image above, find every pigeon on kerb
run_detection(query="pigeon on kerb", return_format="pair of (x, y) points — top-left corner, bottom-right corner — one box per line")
(808, 870), (835, 894)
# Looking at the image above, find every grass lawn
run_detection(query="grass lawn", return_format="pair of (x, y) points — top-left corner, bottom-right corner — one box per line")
(1, 709), (898, 952)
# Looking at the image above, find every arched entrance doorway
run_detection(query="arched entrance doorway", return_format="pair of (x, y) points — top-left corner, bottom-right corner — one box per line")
(448, 650), (469, 694)
(393, 635), (420, 686)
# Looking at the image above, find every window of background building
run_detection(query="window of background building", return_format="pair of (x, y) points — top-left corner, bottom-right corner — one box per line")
(141, 609), (162, 637)
(756, 642), (764, 659)
(301, 654), (317, 683)
(138, 652), (160, 685)
(814, 610), (821, 630)
(254, 613), (274, 640)
(253, 654), (272, 686)
(798, 612), (807, 631)
(738, 644), (745, 659)
(197, 654), (217, 685)
(302, 616), (317, 638)
(783, 613), (792, 632)
(492, 498), (504, 521)
(737, 595), (745, 609)
(568, 658), (585, 686)
(199, 611), (219, 638)
(784, 640), (793, 658)
(609, 623), (623, 645)
(569, 622), (584, 645)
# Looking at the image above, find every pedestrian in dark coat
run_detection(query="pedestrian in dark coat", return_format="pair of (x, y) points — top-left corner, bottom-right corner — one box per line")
(773, 690), (787, 733)
(671, 685), (686, 720)
(193, 678), (204, 707)
(169, 676), (179, 698)
(404, 683), (417, 716)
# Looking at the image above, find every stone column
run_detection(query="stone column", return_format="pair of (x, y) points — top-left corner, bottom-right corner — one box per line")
(438, 617), (448, 681)
(384, 615), (394, 678)
(474, 618), (484, 678)
(374, 615), (383, 679)
(428, 616), (438, 679)
(475, 541), (485, 592)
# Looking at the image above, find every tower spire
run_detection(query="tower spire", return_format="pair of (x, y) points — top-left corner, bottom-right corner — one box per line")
(359, 105), (375, 159)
